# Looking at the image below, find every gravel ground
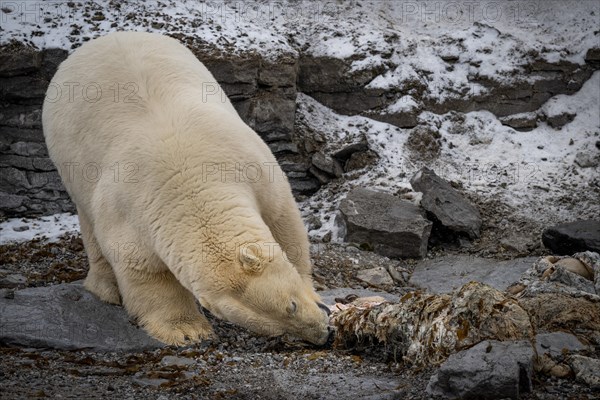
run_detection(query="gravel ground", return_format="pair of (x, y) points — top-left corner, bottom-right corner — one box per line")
(1, 206), (598, 400)
(0, 234), (427, 399)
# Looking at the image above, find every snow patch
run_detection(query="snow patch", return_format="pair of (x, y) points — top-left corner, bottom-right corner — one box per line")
(386, 96), (419, 113)
(0, 213), (80, 244)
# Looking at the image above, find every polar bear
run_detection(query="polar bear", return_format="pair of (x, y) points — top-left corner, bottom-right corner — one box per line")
(42, 32), (330, 345)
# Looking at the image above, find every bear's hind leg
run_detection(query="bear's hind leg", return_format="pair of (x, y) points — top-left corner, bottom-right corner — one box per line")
(116, 267), (215, 345)
(79, 210), (121, 305)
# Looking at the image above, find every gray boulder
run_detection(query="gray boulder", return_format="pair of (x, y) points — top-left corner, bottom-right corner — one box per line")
(569, 355), (600, 389)
(409, 255), (536, 294)
(585, 47), (600, 66)
(546, 111), (576, 129)
(338, 188), (432, 259)
(542, 219), (600, 255)
(311, 152), (344, 178)
(0, 281), (163, 351)
(332, 142), (369, 163)
(410, 167), (482, 239)
(427, 340), (535, 399)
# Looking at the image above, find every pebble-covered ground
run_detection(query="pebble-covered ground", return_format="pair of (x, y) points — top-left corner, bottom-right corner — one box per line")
(1, 1), (598, 398)
(1, 225), (598, 399)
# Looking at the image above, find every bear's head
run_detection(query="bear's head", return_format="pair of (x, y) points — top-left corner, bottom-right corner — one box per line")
(194, 242), (331, 345)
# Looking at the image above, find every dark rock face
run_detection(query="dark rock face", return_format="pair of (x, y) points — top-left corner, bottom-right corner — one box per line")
(338, 188), (432, 259)
(0, 42), (302, 216)
(427, 340), (535, 400)
(0, 43), (73, 217)
(297, 55), (596, 127)
(0, 281), (163, 351)
(201, 51), (298, 148)
(2, 37), (599, 218)
(0, 46), (43, 77)
(298, 56), (385, 96)
(542, 220), (600, 255)
(410, 167), (482, 239)
(298, 56), (416, 128)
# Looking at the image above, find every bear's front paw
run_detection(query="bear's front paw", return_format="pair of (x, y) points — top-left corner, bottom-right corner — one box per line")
(142, 314), (216, 346)
(84, 275), (121, 305)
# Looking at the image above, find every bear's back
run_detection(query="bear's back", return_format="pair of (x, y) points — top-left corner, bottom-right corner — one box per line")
(47, 31), (234, 114)
(43, 32), (282, 209)
(43, 31), (243, 176)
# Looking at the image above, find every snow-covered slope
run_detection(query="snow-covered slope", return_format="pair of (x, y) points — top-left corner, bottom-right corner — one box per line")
(301, 71), (600, 241)
(2, 0), (598, 61)
(1, 0), (598, 244)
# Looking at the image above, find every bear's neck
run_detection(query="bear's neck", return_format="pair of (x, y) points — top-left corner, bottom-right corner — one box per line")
(151, 196), (273, 287)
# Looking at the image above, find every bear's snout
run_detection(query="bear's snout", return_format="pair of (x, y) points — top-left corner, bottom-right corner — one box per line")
(312, 324), (333, 346)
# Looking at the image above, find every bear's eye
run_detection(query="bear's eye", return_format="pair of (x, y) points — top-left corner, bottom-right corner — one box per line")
(287, 301), (297, 315)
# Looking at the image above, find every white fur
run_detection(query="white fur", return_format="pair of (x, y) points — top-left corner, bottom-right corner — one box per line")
(42, 32), (329, 345)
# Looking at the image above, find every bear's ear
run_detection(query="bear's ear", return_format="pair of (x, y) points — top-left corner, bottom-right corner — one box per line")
(239, 249), (264, 274)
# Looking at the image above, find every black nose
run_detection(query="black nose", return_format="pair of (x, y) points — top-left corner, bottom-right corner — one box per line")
(323, 326), (335, 347)
(317, 302), (331, 316)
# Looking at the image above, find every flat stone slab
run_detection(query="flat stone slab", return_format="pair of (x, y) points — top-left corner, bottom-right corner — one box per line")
(536, 332), (586, 358)
(0, 281), (163, 351)
(409, 256), (537, 294)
